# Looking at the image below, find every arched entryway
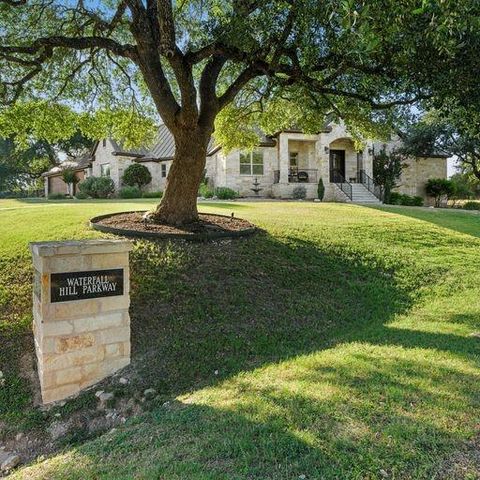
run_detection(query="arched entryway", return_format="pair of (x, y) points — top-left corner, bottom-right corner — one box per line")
(328, 137), (360, 183)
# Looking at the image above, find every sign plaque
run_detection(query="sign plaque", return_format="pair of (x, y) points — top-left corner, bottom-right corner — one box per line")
(50, 268), (124, 303)
(30, 240), (132, 404)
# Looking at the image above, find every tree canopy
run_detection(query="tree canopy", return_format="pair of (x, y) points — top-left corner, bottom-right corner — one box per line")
(1, 0), (479, 222)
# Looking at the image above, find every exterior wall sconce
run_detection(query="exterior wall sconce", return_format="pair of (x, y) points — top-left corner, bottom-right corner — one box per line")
(368, 147), (374, 156)
(324, 146), (329, 154)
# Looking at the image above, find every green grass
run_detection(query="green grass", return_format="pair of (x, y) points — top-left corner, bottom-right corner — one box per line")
(1, 199), (480, 479)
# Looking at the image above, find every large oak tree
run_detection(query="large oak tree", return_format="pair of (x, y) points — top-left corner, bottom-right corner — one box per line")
(1, 0), (478, 224)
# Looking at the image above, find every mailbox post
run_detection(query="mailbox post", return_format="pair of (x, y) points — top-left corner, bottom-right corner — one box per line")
(30, 240), (132, 404)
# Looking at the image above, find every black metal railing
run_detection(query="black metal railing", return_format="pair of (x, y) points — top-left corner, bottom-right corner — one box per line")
(288, 168), (318, 183)
(358, 169), (383, 201)
(332, 169), (352, 200)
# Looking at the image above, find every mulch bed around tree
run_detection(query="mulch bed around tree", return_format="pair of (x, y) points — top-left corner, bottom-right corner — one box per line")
(90, 211), (256, 240)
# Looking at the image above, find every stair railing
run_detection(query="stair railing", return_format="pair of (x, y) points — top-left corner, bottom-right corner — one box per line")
(358, 170), (383, 201)
(332, 169), (353, 200)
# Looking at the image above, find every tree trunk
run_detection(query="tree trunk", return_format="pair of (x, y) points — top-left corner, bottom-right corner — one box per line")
(152, 127), (210, 225)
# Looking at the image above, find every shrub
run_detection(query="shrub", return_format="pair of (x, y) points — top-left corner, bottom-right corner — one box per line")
(74, 191), (88, 200)
(118, 186), (142, 199)
(48, 192), (66, 200)
(388, 192), (402, 205)
(463, 201), (480, 210)
(122, 163), (152, 189)
(142, 190), (163, 198)
(78, 176), (115, 199)
(386, 192), (424, 206)
(412, 196), (424, 206)
(293, 185), (307, 200)
(199, 182), (214, 198)
(317, 178), (325, 201)
(215, 187), (238, 199)
(426, 178), (455, 207)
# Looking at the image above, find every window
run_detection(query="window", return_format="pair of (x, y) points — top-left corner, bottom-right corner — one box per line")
(240, 151), (264, 175)
(161, 163), (167, 178)
(102, 139), (106, 148)
(100, 163), (110, 177)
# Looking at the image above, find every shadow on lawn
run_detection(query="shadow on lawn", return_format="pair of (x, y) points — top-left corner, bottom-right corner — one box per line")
(128, 231), (414, 395)
(13, 230), (480, 479)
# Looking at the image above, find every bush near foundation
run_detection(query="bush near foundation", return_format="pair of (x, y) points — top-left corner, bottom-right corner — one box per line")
(119, 186), (142, 199)
(388, 192), (423, 206)
(293, 185), (307, 200)
(215, 187), (238, 199)
(199, 182), (215, 198)
(78, 176), (115, 199)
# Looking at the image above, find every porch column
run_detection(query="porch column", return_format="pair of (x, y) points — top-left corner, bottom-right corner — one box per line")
(317, 138), (330, 183)
(278, 134), (289, 183)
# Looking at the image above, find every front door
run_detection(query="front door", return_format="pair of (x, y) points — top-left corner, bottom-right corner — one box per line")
(329, 149), (346, 182)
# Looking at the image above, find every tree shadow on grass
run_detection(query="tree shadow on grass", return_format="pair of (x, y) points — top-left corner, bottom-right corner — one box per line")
(21, 334), (480, 479)
(11, 229), (480, 478)
(128, 231), (415, 396)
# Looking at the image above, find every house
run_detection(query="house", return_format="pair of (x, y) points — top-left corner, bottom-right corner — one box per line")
(43, 121), (448, 203)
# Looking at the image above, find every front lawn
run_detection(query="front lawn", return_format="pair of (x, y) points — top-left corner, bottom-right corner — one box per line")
(1, 199), (479, 479)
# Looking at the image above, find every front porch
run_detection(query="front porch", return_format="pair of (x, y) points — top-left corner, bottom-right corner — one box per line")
(271, 132), (380, 202)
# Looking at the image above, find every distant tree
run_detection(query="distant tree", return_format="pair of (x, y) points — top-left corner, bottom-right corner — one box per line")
(449, 172), (476, 206)
(61, 165), (80, 196)
(373, 148), (405, 203)
(122, 164), (152, 189)
(0, 137), (50, 193)
(0, 126), (93, 191)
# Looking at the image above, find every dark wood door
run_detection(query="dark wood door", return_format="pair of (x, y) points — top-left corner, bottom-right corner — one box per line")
(329, 149), (346, 182)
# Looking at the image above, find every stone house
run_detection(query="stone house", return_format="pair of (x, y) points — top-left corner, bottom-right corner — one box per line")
(43, 121), (448, 203)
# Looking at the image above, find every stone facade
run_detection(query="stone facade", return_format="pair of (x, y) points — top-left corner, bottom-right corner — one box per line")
(30, 240), (132, 404)
(207, 124), (375, 200)
(88, 140), (170, 193)
(394, 156), (448, 203)
(43, 122), (448, 202)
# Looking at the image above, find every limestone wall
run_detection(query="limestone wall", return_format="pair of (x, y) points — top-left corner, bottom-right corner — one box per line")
(30, 240), (132, 404)
(395, 156), (448, 199)
(210, 147), (279, 197)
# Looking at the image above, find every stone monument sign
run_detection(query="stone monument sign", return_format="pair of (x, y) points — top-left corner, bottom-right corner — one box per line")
(30, 239), (132, 404)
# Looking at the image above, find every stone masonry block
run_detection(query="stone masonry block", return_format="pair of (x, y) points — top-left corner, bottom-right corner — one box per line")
(30, 240), (132, 404)
(72, 311), (125, 333)
(56, 333), (96, 354)
(97, 326), (130, 345)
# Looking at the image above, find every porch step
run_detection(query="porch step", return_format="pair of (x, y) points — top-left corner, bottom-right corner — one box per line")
(337, 183), (383, 204)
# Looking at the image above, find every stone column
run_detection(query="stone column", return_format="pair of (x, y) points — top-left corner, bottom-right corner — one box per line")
(30, 240), (133, 404)
(278, 133), (290, 183)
